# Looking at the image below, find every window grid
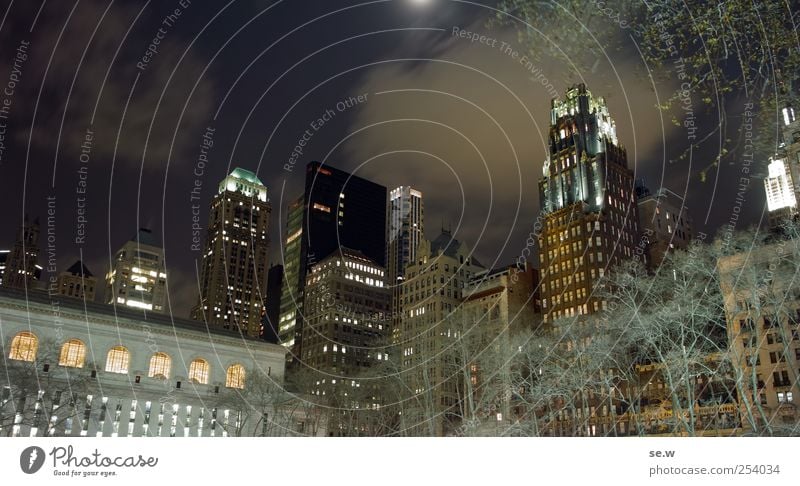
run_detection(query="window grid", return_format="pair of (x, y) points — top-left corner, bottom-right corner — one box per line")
(9, 332), (38, 362)
(105, 346), (130, 374)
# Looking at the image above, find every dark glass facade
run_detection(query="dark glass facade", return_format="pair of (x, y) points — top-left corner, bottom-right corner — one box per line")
(278, 161), (387, 360)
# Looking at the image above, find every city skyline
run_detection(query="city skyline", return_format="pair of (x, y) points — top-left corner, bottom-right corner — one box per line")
(0, 1), (771, 322)
(2, 0), (799, 447)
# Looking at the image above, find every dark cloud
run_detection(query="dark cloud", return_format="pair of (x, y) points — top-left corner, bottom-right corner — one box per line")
(343, 18), (681, 267)
(0, 0), (214, 173)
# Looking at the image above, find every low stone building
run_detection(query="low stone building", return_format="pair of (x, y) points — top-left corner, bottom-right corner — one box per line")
(0, 287), (324, 437)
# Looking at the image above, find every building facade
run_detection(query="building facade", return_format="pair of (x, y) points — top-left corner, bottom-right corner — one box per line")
(278, 162), (387, 361)
(637, 187), (693, 268)
(387, 186), (424, 343)
(400, 230), (483, 436)
(54, 261), (97, 301)
(2, 216), (40, 289)
(765, 155), (798, 229)
(458, 263), (540, 434)
(463, 263), (541, 335)
(192, 168), (271, 337)
(301, 248), (390, 434)
(0, 250), (7, 287)
(0, 287), (312, 437)
(718, 243), (800, 434)
(765, 105), (800, 229)
(105, 229), (167, 313)
(538, 84), (640, 322)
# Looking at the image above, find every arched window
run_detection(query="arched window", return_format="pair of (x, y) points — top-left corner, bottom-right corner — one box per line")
(59, 339), (86, 368)
(9, 332), (38, 361)
(148, 353), (171, 379)
(105, 346), (130, 374)
(226, 364), (246, 389)
(188, 358), (209, 384)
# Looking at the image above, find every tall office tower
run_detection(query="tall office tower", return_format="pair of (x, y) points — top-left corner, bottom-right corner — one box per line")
(302, 248), (390, 435)
(2, 216), (40, 289)
(766, 105), (800, 230)
(55, 261), (97, 301)
(106, 228), (168, 313)
(387, 186), (424, 343)
(637, 187), (694, 268)
(537, 83), (640, 323)
(191, 168), (271, 338)
(278, 161), (387, 360)
(262, 264), (284, 343)
(765, 155), (797, 229)
(400, 230), (483, 436)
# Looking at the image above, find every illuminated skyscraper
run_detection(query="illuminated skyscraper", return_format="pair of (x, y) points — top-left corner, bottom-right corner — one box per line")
(537, 84), (640, 322)
(387, 186), (423, 342)
(765, 105), (800, 229)
(192, 168), (271, 337)
(764, 156), (797, 228)
(302, 248), (390, 434)
(278, 162), (386, 360)
(106, 228), (167, 313)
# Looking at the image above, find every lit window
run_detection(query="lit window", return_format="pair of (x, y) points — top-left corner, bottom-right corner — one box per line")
(189, 358), (210, 384)
(105, 346), (130, 374)
(9, 332), (38, 361)
(226, 364), (246, 389)
(59, 339), (86, 368)
(312, 203), (331, 213)
(148, 353), (171, 379)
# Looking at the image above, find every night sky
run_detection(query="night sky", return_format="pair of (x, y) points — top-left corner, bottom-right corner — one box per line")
(0, 0), (766, 317)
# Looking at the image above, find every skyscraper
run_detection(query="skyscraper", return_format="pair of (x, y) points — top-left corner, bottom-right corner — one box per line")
(2, 216), (40, 289)
(192, 168), (271, 338)
(302, 248), (390, 434)
(106, 228), (168, 313)
(538, 84), (640, 322)
(766, 105), (800, 229)
(387, 186), (423, 342)
(765, 157), (798, 230)
(278, 161), (387, 360)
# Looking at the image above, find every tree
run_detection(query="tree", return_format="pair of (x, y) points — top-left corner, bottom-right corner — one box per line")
(496, 0), (800, 174)
(716, 219), (800, 436)
(216, 367), (327, 437)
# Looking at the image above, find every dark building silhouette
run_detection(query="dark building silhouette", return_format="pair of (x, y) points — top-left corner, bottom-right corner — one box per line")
(56, 260), (97, 301)
(262, 264), (283, 344)
(278, 161), (387, 361)
(2, 216), (40, 289)
(636, 187), (693, 268)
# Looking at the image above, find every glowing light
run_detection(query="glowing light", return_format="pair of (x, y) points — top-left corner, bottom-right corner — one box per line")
(765, 157), (797, 211)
